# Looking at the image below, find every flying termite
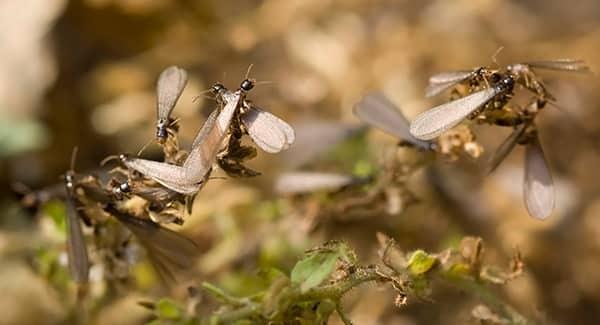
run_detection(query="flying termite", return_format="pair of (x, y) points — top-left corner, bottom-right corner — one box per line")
(207, 74), (295, 154)
(155, 66), (188, 142)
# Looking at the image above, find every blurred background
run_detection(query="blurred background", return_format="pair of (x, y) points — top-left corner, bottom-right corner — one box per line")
(1, 0), (599, 323)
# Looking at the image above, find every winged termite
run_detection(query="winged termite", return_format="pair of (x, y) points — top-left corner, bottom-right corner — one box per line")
(409, 76), (515, 140)
(103, 204), (198, 282)
(63, 149), (90, 285)
(208, 77), (295, 154)
(121, 90), (242, 195)
(274, 172), (369, 195)
(353, 93), (434, 150)
(156, 66), (188, 142)
(523, 132), (554, 220)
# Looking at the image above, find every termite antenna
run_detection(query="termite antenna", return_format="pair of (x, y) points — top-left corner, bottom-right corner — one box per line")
(192, 89), (216, 103)
(168, 117), (181, 127)
(70, 146), (79, 172)
(254, 80), (274, 87)
(244, 64), (254, 80)
(137, 138), (155, 157)
(491, 46), (504, 68)
(100, 155), (121, 166)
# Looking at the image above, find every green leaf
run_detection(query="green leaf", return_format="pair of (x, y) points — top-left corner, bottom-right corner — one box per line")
(407, 250), (436, 275)
(291, 251), (339, 293)
(156, 298), (182, 320)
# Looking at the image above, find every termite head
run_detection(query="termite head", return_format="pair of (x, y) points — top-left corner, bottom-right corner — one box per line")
(210, 83), (226, 96)
(64, 171), (75, 190)
(156, 118), (169, 142)
(240, 78), (255, 92)
(111, 181), (131, 199)
(496, 76), (515, 92)
(119, 181), (131, 194)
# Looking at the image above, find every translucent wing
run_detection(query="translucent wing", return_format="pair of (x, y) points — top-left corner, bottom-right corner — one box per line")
(108, 206), (198, 282)
(64, 189), (89, 284)
(486, 123), (528, 174)
(353, 93), (432, 150)
(524, 59), (590, 73)
(190, 108), (219, 149)
(241, 106), (295, 153)
(156, 66), (188, 120)
(409, 87), (499, 140)
(274, 172), (362, 194)
(122, 158), (200, 194)
(524, 135), (554, 219)
(183, 91), (241, 179)
(425, 70), (474, 98)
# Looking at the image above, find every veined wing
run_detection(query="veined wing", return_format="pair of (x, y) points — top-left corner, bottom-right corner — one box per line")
(524, 59), (590, 73)
(156, 66), (188, 120)
(409, 87), (499, 140)
(183, 91), (241, 180)
(64, 190), (90, 284)
(523, 134), (554, 219)
(426, 70), (474, 98)
(241, 105), (295, 153)
(108, 206), (198, 282)
(122, 158), (199, 195)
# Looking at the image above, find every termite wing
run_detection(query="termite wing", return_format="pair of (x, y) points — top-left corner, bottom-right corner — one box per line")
(239, 100), (295, 153)
(409, 76), (515, 140)
(274, 171), (370, 195)
(353, 93), (434, 150)
(486, 124), (555, 219)
(425, 68), (484, 98)
(513, 59), (591, 73)
(486, 122), (529, 174)
(64, 170), (90, 285)
(103, 204), (198, 282)
(156, 66), (188, 142)
(523, 132), (554, 220)
(121, 90), (242, 195)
